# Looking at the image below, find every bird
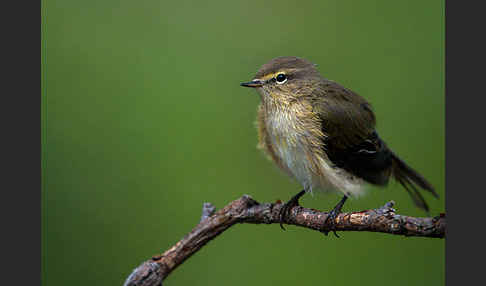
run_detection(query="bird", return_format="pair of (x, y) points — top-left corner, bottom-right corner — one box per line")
(240, 56), (438, 236)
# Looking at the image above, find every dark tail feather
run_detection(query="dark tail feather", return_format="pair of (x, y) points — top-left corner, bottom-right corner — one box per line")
(390, 151), (439, 212)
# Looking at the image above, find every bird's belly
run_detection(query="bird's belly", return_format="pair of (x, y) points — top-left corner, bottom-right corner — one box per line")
(265, 117), (364, 196)
(272, 135), (315, 189)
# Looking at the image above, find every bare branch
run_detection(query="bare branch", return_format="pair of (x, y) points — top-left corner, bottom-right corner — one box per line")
(123, 195), (445, 286)
(199, 202), (216, 223)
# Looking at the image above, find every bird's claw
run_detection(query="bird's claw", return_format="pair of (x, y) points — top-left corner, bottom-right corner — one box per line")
(321, 195), (348, 238)
(279, 198), (298, 230)
(322, 209), (340, 237)
(278, 204), (290, 230)
(279, 190), (306, 230)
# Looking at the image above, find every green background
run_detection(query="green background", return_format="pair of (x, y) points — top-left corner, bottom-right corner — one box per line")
(42, 0), (444, 285)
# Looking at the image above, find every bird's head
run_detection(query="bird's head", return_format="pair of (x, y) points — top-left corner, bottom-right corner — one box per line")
(240, 56), (321, 103)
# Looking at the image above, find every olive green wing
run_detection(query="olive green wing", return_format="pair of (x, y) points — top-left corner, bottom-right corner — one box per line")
(310, 80), (393, 185)
(310, 80), (376, 150)
(310, 80), (438, 211)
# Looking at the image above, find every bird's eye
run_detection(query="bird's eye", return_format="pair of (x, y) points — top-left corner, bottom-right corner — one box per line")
(275, 73), (287, 84)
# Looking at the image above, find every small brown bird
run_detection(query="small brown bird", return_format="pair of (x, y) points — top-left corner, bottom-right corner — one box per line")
(240, 56), (438, 235)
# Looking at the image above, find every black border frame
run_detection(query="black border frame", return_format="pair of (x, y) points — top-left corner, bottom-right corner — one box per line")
(4, 1), (41, 285)
(6, 0), (482, 284)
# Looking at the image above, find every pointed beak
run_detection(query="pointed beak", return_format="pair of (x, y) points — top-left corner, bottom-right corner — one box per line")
(240, 79), (263, 88)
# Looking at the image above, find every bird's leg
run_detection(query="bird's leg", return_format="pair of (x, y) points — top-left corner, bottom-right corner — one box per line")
(279, 189), (306, 230)
(322, 195), (348, 238)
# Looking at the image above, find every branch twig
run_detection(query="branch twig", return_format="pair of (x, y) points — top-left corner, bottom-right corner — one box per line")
(123, 195), (445, 286)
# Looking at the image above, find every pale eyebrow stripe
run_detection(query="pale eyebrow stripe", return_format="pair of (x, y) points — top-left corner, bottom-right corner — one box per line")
(260, 68), (298, 81)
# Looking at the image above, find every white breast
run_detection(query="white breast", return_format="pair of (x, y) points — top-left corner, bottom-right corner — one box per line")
(266, 109), (317, 191)
(265, 108), (365, 196)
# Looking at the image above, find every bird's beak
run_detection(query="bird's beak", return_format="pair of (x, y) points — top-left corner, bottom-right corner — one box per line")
(240, 79), (263, 88)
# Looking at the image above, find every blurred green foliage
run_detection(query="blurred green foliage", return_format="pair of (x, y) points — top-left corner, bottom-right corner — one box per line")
(42, 0), (444, 285)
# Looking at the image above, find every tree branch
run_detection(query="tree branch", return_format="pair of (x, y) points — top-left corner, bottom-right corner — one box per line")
(123, 195), (445, 286)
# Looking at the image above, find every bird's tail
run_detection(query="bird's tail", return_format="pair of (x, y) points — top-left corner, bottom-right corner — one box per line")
(390, 151), (439, 212)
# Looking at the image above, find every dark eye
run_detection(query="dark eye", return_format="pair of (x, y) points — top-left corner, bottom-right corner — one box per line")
(276, 73), (287, 84)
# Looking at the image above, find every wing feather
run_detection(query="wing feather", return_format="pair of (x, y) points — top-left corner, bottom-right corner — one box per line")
(311, 80), (392, 185)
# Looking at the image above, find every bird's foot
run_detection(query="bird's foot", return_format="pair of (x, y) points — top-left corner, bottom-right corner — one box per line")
(321, 195), (348, 238)
(322, 208), (341, 238)
(279, 190), (306, 230)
